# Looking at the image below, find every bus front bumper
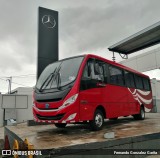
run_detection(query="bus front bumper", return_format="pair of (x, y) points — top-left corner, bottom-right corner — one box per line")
(32, 105), (78, 124)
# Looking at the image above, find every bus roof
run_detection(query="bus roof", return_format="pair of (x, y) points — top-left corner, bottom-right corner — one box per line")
(85, 54), (149, 78)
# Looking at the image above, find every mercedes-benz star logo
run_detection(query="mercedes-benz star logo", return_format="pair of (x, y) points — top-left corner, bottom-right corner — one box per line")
(45, 103), (50, 109)
(42, 15), (56, 28)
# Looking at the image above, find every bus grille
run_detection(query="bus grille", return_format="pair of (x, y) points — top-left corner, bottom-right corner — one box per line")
(36, 114), (65, 120)
(36, 98), (62, 102)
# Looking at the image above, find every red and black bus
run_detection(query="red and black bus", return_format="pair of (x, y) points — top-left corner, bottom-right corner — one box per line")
(33, 54), (153, 130)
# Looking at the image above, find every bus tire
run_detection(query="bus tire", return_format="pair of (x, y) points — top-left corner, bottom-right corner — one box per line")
(133, 106), (145, 120)
(90, 109), (104, 131)
(55, 123), (67, 128)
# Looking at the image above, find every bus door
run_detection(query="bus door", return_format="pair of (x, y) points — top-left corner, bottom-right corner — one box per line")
(79, 59), (104, 121)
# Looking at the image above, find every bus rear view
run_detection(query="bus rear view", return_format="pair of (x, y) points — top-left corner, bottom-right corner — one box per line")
(33, 54), (153, 130)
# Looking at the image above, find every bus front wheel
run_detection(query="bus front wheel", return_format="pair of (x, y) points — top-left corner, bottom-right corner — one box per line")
(55, 123), (67, 128)
(133, 106), (145, 120)
(90, 109), (104, 131)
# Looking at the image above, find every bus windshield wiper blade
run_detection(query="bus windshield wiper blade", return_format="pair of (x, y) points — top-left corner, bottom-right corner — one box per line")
(56, 71), (61, 90)
(39, 67), (57, 92)
(53, 66), (61, 90)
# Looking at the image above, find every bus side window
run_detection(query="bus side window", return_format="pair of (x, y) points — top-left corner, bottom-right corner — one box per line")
(80, 61), (92, 90)
(81, 59), (99, 90)
(93, 61), (104, 82)
(135, 75), (143, 90)
(109, 66), (124, 86)
(82, 64), (91, 78)
(124, 71), (135, 88)
(143, 78), (150, 91)
(102, 63), (108, 83)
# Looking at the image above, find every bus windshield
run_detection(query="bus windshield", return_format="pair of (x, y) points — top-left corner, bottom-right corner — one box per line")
(36, 56), (84, 91)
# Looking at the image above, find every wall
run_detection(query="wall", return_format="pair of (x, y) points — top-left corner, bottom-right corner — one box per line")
(0, 94), (33, 126)
(4, 126), (160, 158)
(0, 94), (4, 127)
(16, 95), (33, 123)
(151, 79), (160, 112)
(155, 80), (160, 112)
(120, 47), (160, 72)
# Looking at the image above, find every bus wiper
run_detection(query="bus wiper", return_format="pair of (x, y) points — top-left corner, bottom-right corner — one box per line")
(39, 64), (62, 92)
(49, 65), (61, 90)
(39, 67), (57, 92)
(56, 71), (61, 90)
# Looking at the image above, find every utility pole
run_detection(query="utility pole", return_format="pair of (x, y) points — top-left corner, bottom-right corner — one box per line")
(4, 76), (12, 125)
(6, 76), (12, 94)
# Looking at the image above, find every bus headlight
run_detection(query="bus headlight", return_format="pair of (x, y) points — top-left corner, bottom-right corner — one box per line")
(59, 94), (78, 109)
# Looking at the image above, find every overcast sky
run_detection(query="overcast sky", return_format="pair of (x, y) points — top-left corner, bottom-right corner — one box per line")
(0, 0), (160, 93)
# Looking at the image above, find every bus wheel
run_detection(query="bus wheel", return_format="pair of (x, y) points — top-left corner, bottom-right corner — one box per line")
(90, 109), (104, 131)
(133, 106), (145, 120)
(55, 123), (67, 128)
